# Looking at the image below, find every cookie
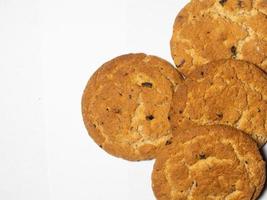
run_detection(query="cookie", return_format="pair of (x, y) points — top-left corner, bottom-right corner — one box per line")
(170, 59), (267, 146)
(152, 125), (266, 200)
(170, 0), (267, 76)
(82, 53), (183, 161)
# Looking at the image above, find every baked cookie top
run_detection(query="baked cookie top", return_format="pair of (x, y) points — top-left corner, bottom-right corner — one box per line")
(82, 53), (182, 161)
(170, 59), (267, 146)
(152, 125), (266, 200)
(171, 0), (267, 76)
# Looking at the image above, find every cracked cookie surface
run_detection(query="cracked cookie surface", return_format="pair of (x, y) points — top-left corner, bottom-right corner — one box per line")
(82, 53), (183, 161)
(152, 125), (266, 200)
(170, 59), (267, 146)
(171, 0), (267, 76)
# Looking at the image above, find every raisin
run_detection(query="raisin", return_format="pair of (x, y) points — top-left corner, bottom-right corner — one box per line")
(114, 108), (121, 114)
(176, 59), (185, 68)
(216, 112), (224, 120)
(231, 46), (237, 58)
(142, 82), (153, 88)
(168, 116), (171, 120)
(146, 115), (154, 121)
(199, 153), (206, 160)
(219, 0), (228, 6)
(230, 185), (236, 192)
(129, 95), (132, 99)
(165, 140), (172, 145)
(201, 71), (204, 76)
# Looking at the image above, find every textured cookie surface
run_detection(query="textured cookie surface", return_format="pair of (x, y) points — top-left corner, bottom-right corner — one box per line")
(171, 0), (267, 76)
(82, 53), (182, 161)
(152, 125), (266, 200)
(170, 59), (267, 146)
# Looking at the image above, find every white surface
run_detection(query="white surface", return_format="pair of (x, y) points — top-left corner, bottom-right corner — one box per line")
(0, 0), (266, 199)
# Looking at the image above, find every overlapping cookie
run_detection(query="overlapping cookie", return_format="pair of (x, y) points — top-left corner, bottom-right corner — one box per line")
(82, 53), (183, 161)
(152, 125), (266, 200)
(170, 59), (267, 146)
(171, 0), (267, 76)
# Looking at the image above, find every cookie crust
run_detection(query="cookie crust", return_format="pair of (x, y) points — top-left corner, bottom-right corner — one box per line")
(82, 53), (183, 161)
(170, 59), (267, 146)
(171, 0), (267, 76)
(152, 125), (266, 200)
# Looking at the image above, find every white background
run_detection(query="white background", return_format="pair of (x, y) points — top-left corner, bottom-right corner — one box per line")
(0, 0), (266, 199)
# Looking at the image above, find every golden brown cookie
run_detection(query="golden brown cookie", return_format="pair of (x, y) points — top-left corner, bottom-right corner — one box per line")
(82, 53), (183, 161)
(170, 0), (267, 76)
(152, 125), (266, 200)
(170, 59), (267, 146)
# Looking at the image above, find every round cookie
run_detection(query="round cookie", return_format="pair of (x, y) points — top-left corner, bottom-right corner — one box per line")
(170, 59), (267, 146)
(170, 0), (267, 76)
(152, 125), (266, 200)
(82, 53), (183, 161)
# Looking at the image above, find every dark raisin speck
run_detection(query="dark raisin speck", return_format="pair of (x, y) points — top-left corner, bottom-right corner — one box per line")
(258, 108), (261, 113)
(231, 46), (237, 58)
(216, 112), (224, 120)
(129, 95), (132, 99)
(199, 153), (206, 160)
(201, 71), (204, 76)
(168, 116), (171, 120)
(230, 185), (236, 192)
(142, 82), (153, 88)
(146, 115), (154, 121)
(219, 0), (228, 6)
(114, 108), (121, 114)
(99, 145), (102, 148)
(176, 59), (185, 68)
(165, 140), (172, 145)
(93, 124), (96, 128)
(179, 110), (183, 114)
